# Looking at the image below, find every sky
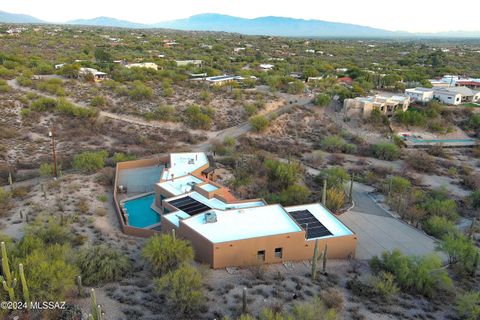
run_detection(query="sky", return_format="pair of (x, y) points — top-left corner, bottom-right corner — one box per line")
(2, 0), (480, 33)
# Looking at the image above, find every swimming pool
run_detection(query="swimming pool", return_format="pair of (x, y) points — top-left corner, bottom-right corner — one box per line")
(123, 194), (160, 228)
(408, 138), (476, 144)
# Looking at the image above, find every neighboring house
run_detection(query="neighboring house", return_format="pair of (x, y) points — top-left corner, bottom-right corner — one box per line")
(205, 75), (244, 86)
(125, 62), (159, 70)
(455, 80), (480, 90)
(405, 87), (434, 104)
(306, 76), (324, 83)
(142, 152), (357, 269)
(54, 63), (66, 69)
(234, 47), (246, 53)
(188, 73), (208, 80)
(175, 60), (203, 67)
(336, 67), (348, 73)
(344, 94), (410, 117)
(433, 87), (480, 105)
(337, 77), (353, 86)
(259, 64), (274, 71)
(79, 68), (107, 81)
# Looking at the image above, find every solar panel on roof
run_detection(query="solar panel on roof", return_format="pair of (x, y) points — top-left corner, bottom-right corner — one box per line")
(289, 209), (333, 239)
(167, 196), (211, 216)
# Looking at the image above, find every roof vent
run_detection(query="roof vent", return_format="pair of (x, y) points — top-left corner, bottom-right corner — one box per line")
(204, 212), (217, 224)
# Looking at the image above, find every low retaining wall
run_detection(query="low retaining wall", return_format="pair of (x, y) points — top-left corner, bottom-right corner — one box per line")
(114, 156), (168, 238)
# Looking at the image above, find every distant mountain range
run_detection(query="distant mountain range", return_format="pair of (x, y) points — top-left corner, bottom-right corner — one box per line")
(1, 10), (479, 38)
(0, 10), (44, 24)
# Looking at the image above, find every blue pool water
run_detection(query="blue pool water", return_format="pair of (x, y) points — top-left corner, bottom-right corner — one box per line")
(123, 194), (160, 228)
(409, 138), (475, 143)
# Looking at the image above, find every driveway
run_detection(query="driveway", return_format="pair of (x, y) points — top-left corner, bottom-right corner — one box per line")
(338, 183), (439, 259)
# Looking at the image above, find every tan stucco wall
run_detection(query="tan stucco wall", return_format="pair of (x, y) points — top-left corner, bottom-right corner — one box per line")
(172, 221), (357, 269)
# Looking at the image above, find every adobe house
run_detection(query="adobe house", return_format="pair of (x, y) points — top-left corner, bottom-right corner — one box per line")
(152, 153), (357, 269)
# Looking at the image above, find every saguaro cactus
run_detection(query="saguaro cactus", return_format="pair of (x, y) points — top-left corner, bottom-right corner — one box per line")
(322, 244), (328, 274)
(171, 229), (176, 241)
(349, 174), (354, 204)
(322, 179), (327, 206)
(311, 239), (319, 281)
(242, 287), (247, 314)
(90, 288), (103, 320)
(0, 242), (16, 301)
(19, 263), (30, 308)
(77, 275), (85, 298)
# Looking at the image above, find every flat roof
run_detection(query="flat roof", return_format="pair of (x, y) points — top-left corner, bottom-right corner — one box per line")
(163, 211), (191, 227)
(285, 204), (353, 239)
(166, 191), (265, 211)
(161, 153), (208, 181)
(181, 204), (302, 243)
(158, 175), (204, 196)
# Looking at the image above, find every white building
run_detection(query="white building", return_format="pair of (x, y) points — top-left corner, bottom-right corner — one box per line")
(433, 87), (480, 105)
(205, 75), (244, 86)
(175, 60), (203, 67)
(259, 64), (274, 71)
(404, 88), (434, 104)
(79, 68), (107, 81)
(125, 62), (158, 70)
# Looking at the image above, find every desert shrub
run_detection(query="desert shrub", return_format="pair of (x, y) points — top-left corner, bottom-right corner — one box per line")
(468, 190), (480, 209)
(372, 142), (400, 161)
(155, 264), (204, 315)
(314, 94), (331, 107)
(320, 288), (343, 311)
(421, 197), (458, 221)
(39, 162), (55, 177)
(36, 78), (65, 96)
(244, 103), (258, 116)
(423, 215), (458, 238)
(142, 234), (194, 275)
(24, 216), (74, 246)
(268, 184), (311, 206)
(456, 291), (480, 320)
(0, 188), (12, 216)
(146, 104), (175, 121)
(56, 98), (98, 118)
(31, 97), (57, 111)
(370, 249), (452, 297)
(326, 187), (346, 212)
(73, 150), (108, 173)
(264, 159), (302, 191)
(90, 95), (107, 107)
(438, 234), (479, 275)
(405, 151), (435, 173)
(112, 152), (136, 163)
(317, 167), (350, 189)
(76, 245), (132, 285)
(185, 105), (212, 130)
(128, 80), (153, 100)
(319, 135), (347, 153)
(370, 271), (399, 302)
(289, 296), (337, 320)
(250, 115), (270, 132)
(23, 244), (78, 300)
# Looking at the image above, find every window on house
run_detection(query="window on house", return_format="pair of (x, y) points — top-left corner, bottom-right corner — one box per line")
(275, 248), (283, 258)
(257, 250), (265, 261)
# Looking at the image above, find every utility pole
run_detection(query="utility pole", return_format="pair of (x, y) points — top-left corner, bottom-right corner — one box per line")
(49, 124), (58, 179)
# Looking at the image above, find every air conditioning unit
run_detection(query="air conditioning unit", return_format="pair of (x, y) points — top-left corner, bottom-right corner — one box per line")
(204, 212), (217, 223)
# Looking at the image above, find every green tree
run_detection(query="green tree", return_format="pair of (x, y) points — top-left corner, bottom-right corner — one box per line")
(274, 184), (311, 206)
(318, 167), (350, 189)
(73, 150), (108, 173)
(422, 216), (458, 238)
(314, 94), (331, 107)
(264, 159), (302, 191)
(155, 264), (204, 315)
(438, 234), (479, 275)
(76, 245), (132, 285)
(142, 234), (194, 275)
(185, 105), (213, 130)
(372, 142), (401, 161)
